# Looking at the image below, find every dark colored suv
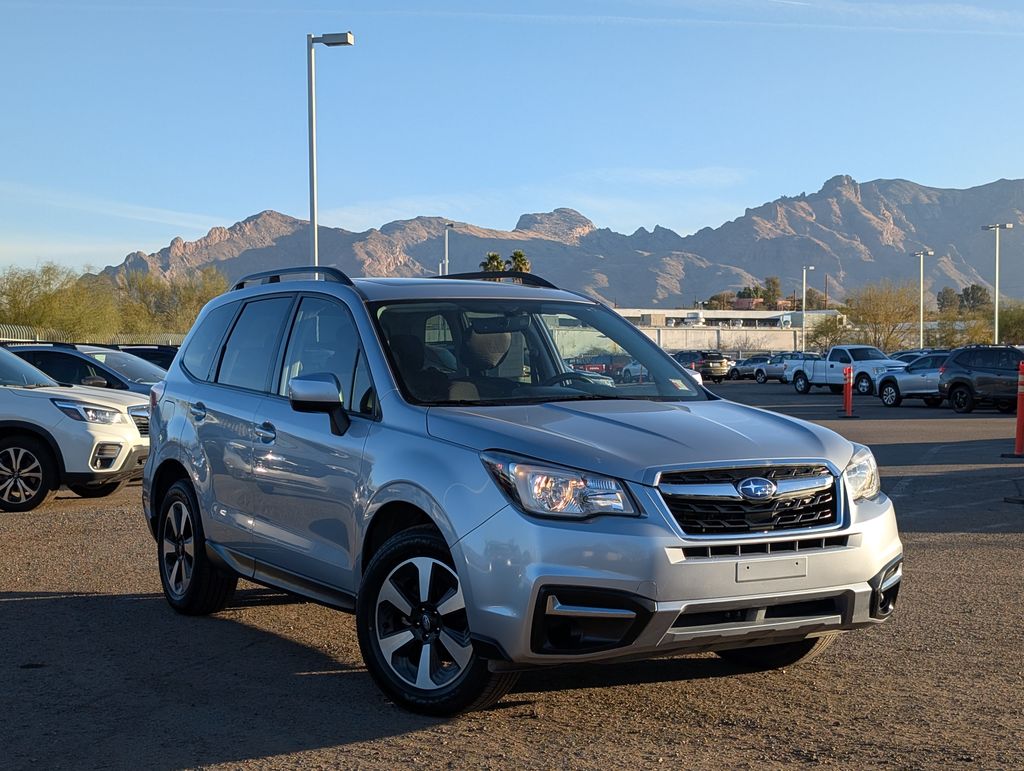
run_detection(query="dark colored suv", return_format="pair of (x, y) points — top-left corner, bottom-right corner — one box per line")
(672, 350), (730, 383)
(937, 345), (1023, 413)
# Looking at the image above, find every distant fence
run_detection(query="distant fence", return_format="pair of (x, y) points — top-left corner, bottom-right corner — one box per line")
(0, 323), (185, 346)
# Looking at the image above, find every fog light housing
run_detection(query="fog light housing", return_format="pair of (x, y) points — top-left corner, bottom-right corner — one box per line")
(91, 443), (122, 470)
(869, 557), (903, 619)
(531, 586), (653, 655)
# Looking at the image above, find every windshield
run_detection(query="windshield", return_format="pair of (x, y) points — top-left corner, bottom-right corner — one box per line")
(0, 349), (59, 388)
(372, 299), (706, 406)
(85, 349), (166, 383)
(849, 347), (889, 361)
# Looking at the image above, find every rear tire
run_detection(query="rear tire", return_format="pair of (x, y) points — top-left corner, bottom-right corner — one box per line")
(729, 369), (740, 380)
(356, 526), (518, 715)
(997, 400), (1016, 414)
(793, 373), (811, 394)
(69, 481), (124, 498)
(0, 436), (57, 512)
(950, 386), (974, 414)
(716, 633), (839, 670)
(879, 382), (902, 407)
(158, 480), (237, 615)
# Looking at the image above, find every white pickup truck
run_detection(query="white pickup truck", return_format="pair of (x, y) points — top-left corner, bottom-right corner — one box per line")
(790, 345), (906, 396)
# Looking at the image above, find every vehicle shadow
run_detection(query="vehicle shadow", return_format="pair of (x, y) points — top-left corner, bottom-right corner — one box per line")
(512, 653), (748, 697)
(1, 590), (435, 769)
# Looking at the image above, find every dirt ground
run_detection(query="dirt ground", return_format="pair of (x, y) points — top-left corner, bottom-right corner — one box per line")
(3, 388), (1023, 769)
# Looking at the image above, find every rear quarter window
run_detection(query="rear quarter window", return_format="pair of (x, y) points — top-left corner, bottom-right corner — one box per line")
(181, 301), (239, 381)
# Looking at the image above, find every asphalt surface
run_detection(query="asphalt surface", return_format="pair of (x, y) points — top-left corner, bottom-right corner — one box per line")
(2, 380), (1023, 770)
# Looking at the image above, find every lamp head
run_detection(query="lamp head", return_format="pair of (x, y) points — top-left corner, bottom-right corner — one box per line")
(316, 32), (355, 46)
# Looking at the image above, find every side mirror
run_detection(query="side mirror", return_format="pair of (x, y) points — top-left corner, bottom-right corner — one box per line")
(81, 375), (108, 388)
(288, 373), (350, 436)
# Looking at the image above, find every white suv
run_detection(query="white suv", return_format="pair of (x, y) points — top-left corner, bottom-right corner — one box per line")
(0, 348), (150, 511)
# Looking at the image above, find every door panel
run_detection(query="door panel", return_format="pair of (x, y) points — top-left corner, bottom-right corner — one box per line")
(187, 381), (262, 561)
(250, 401), (370, 591)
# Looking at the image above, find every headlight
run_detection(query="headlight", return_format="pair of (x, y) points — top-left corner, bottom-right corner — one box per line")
(872, 366), (885, 375)
(481, 451), (637, 519)
(51, 399), (125, 424)
(844, 443), (880, 501)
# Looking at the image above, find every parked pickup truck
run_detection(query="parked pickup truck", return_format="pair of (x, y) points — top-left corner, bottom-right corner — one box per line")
(790, 345), (906, 396)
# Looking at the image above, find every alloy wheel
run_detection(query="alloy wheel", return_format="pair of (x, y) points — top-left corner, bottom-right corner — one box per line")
(161, 500), (195, 599)
(0, 446), (43, 505)
(374, 556), (473, 691)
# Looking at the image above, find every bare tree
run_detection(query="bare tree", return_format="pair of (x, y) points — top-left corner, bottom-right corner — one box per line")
(843, 280), (918, 351)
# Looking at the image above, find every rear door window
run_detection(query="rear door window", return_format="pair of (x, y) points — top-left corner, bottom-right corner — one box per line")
(216, 297), (294, 392)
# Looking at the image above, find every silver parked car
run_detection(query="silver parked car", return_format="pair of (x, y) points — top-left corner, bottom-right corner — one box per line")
(876, 352), (948, 408)
(728, 355), (771, 380)
(143, 268), (902, 715)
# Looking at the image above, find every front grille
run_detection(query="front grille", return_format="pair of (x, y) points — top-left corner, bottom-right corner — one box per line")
(659, 465), (838, 535)
(130, 413), (149, 437)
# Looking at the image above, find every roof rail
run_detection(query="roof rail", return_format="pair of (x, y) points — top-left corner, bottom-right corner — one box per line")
(0, 340), (77, 348)
(434, 271), (558, 290)
(231, 266), (354, 291)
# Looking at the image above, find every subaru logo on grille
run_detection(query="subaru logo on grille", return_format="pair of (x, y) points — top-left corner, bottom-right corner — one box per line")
(737, 477), (777, 500)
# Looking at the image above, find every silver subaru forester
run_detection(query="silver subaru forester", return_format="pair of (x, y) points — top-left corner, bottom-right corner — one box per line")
(143, 267), (902, 715)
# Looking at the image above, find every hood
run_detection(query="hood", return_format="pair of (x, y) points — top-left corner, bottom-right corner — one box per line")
(427, 399), (854, 486)
(7, 384), (148, 410)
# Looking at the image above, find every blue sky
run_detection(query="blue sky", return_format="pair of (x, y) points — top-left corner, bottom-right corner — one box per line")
(3, 0), (1024, 271)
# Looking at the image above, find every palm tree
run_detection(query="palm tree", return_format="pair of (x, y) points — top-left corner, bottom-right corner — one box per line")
(479, 252), (505, 272)
(505, 250), (531, 273)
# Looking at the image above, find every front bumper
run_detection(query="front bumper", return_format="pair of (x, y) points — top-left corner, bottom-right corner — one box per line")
(64, 444), (149, 487)
(453, 486), (902, 667)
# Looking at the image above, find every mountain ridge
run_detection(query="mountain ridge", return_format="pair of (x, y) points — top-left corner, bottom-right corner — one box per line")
(100, 175), (1024, 307)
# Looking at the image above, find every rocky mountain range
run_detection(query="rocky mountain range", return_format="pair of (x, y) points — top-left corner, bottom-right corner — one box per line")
(101, 175), (1024, 307)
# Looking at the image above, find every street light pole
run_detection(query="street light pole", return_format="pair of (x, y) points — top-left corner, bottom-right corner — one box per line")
(307, 31), (354, 270)
(983, 223), (1013, 344)
(443, 222), (454, 275)
(911, 249), (935, 349)
(801, 265), (815, 352)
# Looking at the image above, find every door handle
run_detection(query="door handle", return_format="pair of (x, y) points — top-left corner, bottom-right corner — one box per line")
(189, 402), (207, 420)
(254, 422), (276, 443)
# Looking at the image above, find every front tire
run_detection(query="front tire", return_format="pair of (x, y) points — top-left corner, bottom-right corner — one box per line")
(950, 386), (974, 414)
(158, 480), (237, 615)
(793, 373), (811, 394)
(728, 369), (740, 380)
(0, 436), (57, 512)
(855, 374), (874, 396)
(356, 527), (518, 715)
(716, 633), (838, 670)
(879, 382), (902, 407)
(69, 481), (124, 498)
(755, 371), (767, 384)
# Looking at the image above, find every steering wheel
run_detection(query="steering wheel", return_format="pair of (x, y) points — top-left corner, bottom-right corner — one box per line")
(540, 371), (594, 387)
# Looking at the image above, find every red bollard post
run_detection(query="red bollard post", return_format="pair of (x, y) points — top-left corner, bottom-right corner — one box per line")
(1001, 361), (1024, 459)
(839, 366), (858, 418)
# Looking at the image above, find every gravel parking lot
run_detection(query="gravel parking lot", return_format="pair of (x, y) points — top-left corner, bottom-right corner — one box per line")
(2, 382), (1022, 770)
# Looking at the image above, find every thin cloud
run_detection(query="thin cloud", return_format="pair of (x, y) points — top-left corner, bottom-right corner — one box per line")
(0, 181), (222, 231)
